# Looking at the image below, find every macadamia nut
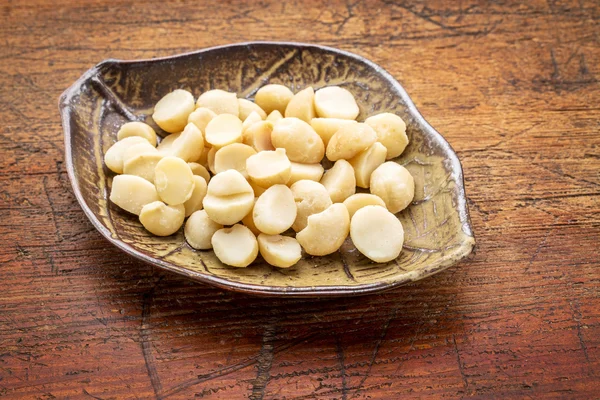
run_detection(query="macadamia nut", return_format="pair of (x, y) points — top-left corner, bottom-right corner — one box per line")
(188, 107), (217, 132)
(104, 136), (150, 174)
(109, 174), (160, 215)
(253, 184), (297, 235)
(242, 111), (263, 132)
(348, 142), (387, 188)
(365, 113), (409, 160)
(184, 210), (223, 250)
(152, 89), (195, 133)
(296, 203), (350, 256)
(212, 224), (258, 267)
(183, 175), (208, 217)
(320, 160), (356, 203)
(188, 162), (211, 183)
(157, 132), (180, 155)
(255, 84), (294, 115)
(246, 148), (291, 188)
(266, 110), (283, 122)
(204, 114), (243, 148)
(258, 234), (302, 268)
(154, 156), (195, 205)
(139, 201), (185, 236)
(203, 169), (254, 225)
(288, 162), (325, 186)
(310, 118), (357, 147)
(123, 153), (163, 183)
(326, 122), (377, 161)
(117, 121), (157, 146)
(314, 86), (359, 120)
(343, 193), (386, 218)
(271, 118), (324, 163)
(290, 180), (332, 232)
(285, 86), (316, 123)
(238, 98), (267, 120)
(196, 89), (239, 117)
(243, 121), (275, 152)
(168, 123), (204, 162)
(121, 141), (158, 167)
(350, 205), (404, 263)
(369, 162), (414, 213)
(213, 143), (256, 178)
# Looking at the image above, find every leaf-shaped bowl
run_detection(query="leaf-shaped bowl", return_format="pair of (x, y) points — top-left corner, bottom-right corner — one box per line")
(59, 42), (475, 297)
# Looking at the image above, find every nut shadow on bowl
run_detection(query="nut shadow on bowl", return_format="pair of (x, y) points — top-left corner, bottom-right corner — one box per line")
(60, 41), (475, 297)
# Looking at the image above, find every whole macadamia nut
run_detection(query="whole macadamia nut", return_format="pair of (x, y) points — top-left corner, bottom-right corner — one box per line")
(212, 224), (258, 267)
(296, 203), (350, 256)
(369, 162), (415, 213)
(350, 205), (404, 263)
(152, 89), (195, 133)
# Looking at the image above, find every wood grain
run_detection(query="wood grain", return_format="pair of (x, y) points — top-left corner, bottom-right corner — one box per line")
(1, 0), (599, 398)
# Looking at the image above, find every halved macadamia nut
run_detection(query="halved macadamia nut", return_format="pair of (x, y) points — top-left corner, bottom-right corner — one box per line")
(246, 148), (291, 188)
(243, 121), (275, 152)
(214, 143), (257, 178)
(139, 201), (185, 236)
(169, 123), (204, 162)
(255, 84), (294, 115)
(326, 122), (377, 161)
(343, 193), (386, 218)
(207, 147), (217, 174)
(183, 176), (208, 217)
(288, 162), (325, 186)
(266, 110), (283, 122)
(242, 202), (261, 236)
(157, 132), (180, 155)
(117, 121), (157, 146)
(348, 142), (387, 188)
(271, 118), (324, 163)
(184, 210), (223, 250)
(188, 107), (217, 132)
(121, 142), (158, 168)
(296, 203), (350, 256)
(238, 98), (267, 120)
(204, 114), (243, 148)
(123, 153), (163, 183)
(212, 224), (258, 268)
(253, 184), (297, 235)
(365, 113), (409, 160)
(320, 159), (356, 203)
(242, 111), (264, 132)
(196, 89), (239, 117)
(350, 205), (404, 263)
(290, 180), (332, 232)
(188, 162), (211, 183)
(152, 89), (195, 133)
(284, 86), (316, 123)
(109, 174), (160, 215)
(310, 118), (357, 147)
(154, 156), (195, 205)
(314, 86), (359, 120)
(258, 234), (302, 268)
(203, 169), (255, 225)
(104, 136), (150, 174)
(369, 162), (415, 213)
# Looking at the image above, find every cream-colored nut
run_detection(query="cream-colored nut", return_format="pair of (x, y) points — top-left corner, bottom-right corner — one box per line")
(255, 84), (294, 115)
(241, 202), (261, 236)
(212, 224), (258, 268)
(350, 205), (404, 263)
(109, 174), (160, 215)
(238, 98), (267, 120)
(257, 234), (302, 268)
(183, 175), (208, 217)
(121, 141), (158, 167)
(123, 153), (163, 183)
(246, 148), (291, 188)
(188, 162), (211, 183)
(290, 180), (332, 232)
(203, 169), (254, 225)
(365, 113), (409, 160)
(184, 210), (223, 250)
(152, 89), (195, 133)
(139, 201), (185, 236)
(348, 142), (387, 188)
(271, 118), (324, 163)
(242, 111), (263, 132)
(288, 162), (325, 186)
(249, 180), (266, 197)
(204, 114), (243, 148)
(157, 132), (180, 155)
(154, 156), (195, 205)
(214, 143), (257, 178)
(197, 146), (211, 168)
(243, 121), (275, 152)
(117, 121), (157, 146)
(296, 203), (350, 256)
(104, 136), (149, 174)
(284, 86), (316, 123)
(266, 110), (283, 122)
(196, 89), (239, 117)
(326, 122), (377, 161)
(369, 162), (415, 213)
(343, 193), (386, 218)
(165, 123), (204, 162)
(320, 160), (356, 203)
(207, 147), (217, 174)
(310, 118), (357, 147)
(253, 184), (296, 235)
(314, 86), (359, 120)
(188, 107), (217, 132)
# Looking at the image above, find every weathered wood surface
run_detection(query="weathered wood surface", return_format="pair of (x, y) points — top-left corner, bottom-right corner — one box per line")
(1, 0), (599, 398)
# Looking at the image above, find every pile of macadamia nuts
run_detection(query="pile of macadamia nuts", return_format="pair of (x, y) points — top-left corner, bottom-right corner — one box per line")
(106, 84), (414, 268)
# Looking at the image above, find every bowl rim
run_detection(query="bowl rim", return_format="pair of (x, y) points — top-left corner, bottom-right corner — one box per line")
(59, 41), (475, 297)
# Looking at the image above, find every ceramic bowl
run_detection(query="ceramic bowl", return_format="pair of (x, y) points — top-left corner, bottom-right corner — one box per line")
(59, 42), (475, 297)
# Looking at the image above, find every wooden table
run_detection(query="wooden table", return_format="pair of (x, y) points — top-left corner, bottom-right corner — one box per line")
(2, 1), (599, 398)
